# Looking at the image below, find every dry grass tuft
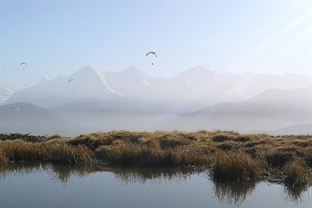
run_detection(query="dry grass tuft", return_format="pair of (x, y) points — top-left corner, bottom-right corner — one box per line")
(284, 159), (310, 188)
(43, 140), (95, 164)
(0, 140), (44, 162)
(212, 152), (262, 182)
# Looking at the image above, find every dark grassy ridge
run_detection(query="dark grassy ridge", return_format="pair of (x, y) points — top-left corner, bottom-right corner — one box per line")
(0, 131), (311, 187)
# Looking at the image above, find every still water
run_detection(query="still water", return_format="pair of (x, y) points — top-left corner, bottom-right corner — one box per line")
(0, 163), (311, 208)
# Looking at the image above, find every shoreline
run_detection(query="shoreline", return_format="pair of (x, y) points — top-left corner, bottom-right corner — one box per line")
(1, 130), (311, 188)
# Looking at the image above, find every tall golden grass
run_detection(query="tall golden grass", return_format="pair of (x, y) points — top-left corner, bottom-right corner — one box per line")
(1, 131), (312, 186)
(211, 152), (262, 182)
(0, 138), (95, 164)
(283, 159), (310, 188)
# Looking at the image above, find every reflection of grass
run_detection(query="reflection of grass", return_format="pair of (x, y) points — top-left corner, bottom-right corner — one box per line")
(48, 163), (95, 183)
(213, 180), (258, 207)
(0, 161), (44, 179)
(1, 162), (308, 207)
(283, 185), (308, 205)
(1, 131), (312, 187)
(110, 167), (198, 185)
(0, 162), (96, 183)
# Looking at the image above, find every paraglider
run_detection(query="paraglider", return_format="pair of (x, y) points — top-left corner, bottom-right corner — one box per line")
(146, 52), (157, 65)
(11, 107), (20, 111)
(68, 79), (75, 83)
(146, 52), (157, 57)
(11, 107), (20, 115)
(68, 79), (75, 86)
(21, 62), (27, 70)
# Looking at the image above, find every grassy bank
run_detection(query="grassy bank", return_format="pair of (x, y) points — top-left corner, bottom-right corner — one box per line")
(1, 131), (312, 187)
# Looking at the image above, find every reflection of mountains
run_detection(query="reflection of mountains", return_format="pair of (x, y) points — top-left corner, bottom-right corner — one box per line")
(0, 163), (308, 206)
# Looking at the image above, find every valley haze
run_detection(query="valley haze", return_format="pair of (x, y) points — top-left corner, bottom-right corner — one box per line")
(1, 65), (311, 136)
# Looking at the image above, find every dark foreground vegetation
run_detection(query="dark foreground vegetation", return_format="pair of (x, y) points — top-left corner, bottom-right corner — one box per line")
(1, 131), (312, 187)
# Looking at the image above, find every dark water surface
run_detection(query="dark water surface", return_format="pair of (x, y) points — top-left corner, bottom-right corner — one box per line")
(0, 163), (311, 208)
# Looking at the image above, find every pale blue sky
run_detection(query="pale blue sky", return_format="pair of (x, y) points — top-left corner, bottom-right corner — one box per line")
(1, 0), (311, 86)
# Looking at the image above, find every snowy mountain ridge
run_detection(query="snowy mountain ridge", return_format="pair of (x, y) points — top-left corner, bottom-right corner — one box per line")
(3, 65), (310, 110)
(0, 84), (25, 103)
(1, 65), (311, 135)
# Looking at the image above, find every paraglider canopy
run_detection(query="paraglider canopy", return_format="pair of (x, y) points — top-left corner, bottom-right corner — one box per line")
(68, 79), (75, 86)
(11, 106), (20, 111)
(146, 52), (157, 57)
(68, 79), (75, 83)
(21, 62), (27, 70)
(146, 52), (157, 65)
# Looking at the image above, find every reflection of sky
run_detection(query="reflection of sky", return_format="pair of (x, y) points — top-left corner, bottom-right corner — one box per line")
(244, 183), (310, 208)
(1, 169), (311, 208)
(1, 1), (310, 86)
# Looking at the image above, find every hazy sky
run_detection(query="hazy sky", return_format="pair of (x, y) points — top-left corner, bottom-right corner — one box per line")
(1, 0), (311, 86)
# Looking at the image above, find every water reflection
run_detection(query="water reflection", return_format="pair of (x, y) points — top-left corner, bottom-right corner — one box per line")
(0, 163), (311, 208)
(212, 180), (259, 207)
(282, 185), (310, 205)
(0, 162), (202, 184)
(0, 162), (44, 177)
(0, 162), (94, 184)
(110, 167), (199, 185)
(47, 163), (95, 183)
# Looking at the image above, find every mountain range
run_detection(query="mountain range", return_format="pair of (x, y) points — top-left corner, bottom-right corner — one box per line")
(155, 88), (311, 133)
(0, 84), (25, 103)
(1, 65), (311, 136)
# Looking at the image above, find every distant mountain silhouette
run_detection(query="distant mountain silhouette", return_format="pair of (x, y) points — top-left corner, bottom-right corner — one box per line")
(270, 123), (312, 135)
(1, 65), (311, 135)
(0, 102), (75, 135)
(4, 65), (309, 111)
(153, 88), (311, 134)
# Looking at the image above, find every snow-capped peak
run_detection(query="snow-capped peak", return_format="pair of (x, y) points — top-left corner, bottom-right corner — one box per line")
(70, 66), (125, 96)
(173, 65), (216, 81)
(0, 84), (25, 103)
(95, 71), (125, 97)
(37, 74), (53, 85)
(73, 65), (97, 76)
(121, 65), (146, 77)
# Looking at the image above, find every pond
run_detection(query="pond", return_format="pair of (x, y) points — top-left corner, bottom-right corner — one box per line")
(0, 163), (311, 208)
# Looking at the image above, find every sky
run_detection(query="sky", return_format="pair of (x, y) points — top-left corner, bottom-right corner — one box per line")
(0, 0), (311, 86)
